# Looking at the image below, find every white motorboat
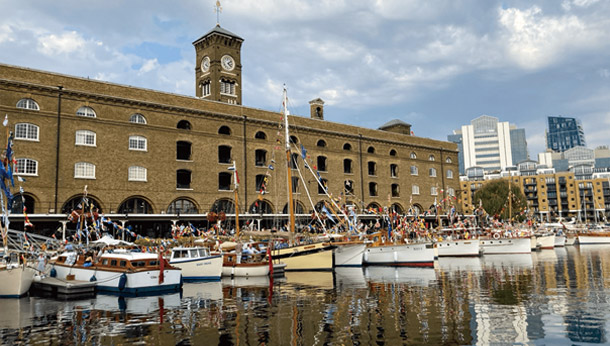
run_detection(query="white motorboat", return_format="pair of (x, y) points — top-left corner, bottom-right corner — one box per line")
(554, 235), (566, 247)
(169, 246), (222, 281)
(536, 234), (556, 249)
(436, 239), (481, 257)
(50, 250), (182, 295)
(222, 252), (270, 277)
(363, 242), (435, 267)
(0, 253), (36, 298)
(333, 242), (366, 266)
(479, 237), (531, 254)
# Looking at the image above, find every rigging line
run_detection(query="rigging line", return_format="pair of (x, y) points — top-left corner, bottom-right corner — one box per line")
(290, 150), (327, 232)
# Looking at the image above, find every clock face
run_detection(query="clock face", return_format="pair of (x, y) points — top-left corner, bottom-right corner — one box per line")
(201, 56), (210, 72)
(221, 55), (235, 71)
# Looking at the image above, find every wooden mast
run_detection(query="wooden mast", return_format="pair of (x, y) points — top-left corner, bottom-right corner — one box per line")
(283, 86), (296, 244)
(231, 160), (240, 238)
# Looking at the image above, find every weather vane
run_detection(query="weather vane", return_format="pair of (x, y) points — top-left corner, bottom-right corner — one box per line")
(214, 0), (222, 26)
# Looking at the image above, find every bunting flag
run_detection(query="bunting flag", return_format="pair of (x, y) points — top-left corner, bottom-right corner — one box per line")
(321, 205), (336, 224)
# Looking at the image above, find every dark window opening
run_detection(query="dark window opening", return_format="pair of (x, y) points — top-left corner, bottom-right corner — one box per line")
(218, 145), (232, 163)
(367, 146), (375, 154)
(368, 161), (376, 176)
(391, 184), (400, 197)
(255, 131), (267, 140)
(390, 164), (398, 178)
(219, 172), (231, 190)
(369, 182), (378, 197)
(292, 177), (299, 193)
(343, 143), (352, 151)
(290, 153), (299, 169)
(317, 139), (326, 147)
(177, 169), (191, 189)
(177, 141), (192, 160)
(218, 126), (231, 135)
(318, 179), (328, 194)
(317, 156), (327, 172)
(255, 174), (265, 192)
(177, 120), (191, 130)
(390, 149), (397, 156)
(344, 159), (352, 174)
(255, 149), (267, 166)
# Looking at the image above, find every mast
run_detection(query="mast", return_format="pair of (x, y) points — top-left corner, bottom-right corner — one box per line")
(230, 160), (240, 238)
(283, 86), (296, 241)
(508, 172), (512, 223)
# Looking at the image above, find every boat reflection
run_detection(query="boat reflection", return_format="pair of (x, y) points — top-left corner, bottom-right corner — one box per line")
(364, 266), (437, 286)
(181, 281), (223, 301)
(437, 256), (482, 274)
(333, 267), (367, 290)
(481, 254), (533, 270)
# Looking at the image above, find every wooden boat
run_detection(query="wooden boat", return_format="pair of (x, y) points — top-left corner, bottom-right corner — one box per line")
(361, 233), (435, 267)
(0, 252), (36, 298)
(554, 234), (566, 247)
(577, 231), (610, 244)
(222, 252), (270, 277)
(434, 228), (481, 257)
(50, 249), (182, 294)
(272, 240), (336, 271)
(169, 246), (222, 281)
(536, 233), (556, 249)
(479, 235), (531, 254)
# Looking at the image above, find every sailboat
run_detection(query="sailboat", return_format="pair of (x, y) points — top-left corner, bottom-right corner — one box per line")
(270, 87), (336, 271)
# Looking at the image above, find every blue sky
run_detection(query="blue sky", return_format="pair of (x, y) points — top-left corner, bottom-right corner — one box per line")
(2, 0), (610, 158)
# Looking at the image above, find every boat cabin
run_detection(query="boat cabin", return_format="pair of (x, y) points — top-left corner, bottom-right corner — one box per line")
(170, 247), (211, 261)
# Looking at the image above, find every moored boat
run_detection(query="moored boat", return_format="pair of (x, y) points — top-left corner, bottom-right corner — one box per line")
(479, 237), (531, 254)
(169, 246), (222, 281)
(577, 232), (610, 244)
(332, 241), (366, 267)
(222, 252), (271, 277)
(436, 239), (481, 257)
(554, 234), (566, 247)
(0, 253), (36, 298)
(363, 241), (435, 267)
(536, 233), (556, 249)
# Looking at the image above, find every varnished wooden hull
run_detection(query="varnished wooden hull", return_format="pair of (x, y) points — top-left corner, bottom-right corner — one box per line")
(273, 242), (335, 271)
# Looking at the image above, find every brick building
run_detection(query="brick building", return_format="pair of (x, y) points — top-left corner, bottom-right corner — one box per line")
(0, 24), (458, 236)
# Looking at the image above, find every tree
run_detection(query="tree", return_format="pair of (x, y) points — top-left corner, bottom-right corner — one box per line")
(473, 179), (527, 221)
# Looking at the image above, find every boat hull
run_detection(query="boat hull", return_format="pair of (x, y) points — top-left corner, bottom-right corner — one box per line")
(480, 238), (531, 254)
(363, 243), (435, 267)
(537, 235), (556, 249)
(222, 263), (270, 277)
(436, 239), (480, 257)
(0, 265), (36, 298)
(578, 234), (610, 244)
(170, 255), (223, 281)
(333, 243), (366, 267)
(273, 242), (335, 271)
(566, 236), (577, 246)
(554, 235), (566, 247)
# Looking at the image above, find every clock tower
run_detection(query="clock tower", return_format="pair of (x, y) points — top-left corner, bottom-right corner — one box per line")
(193, 24), (243, 105)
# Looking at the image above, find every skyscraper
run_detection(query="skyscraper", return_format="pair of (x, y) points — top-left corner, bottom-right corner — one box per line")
(449, 115), (529, 174)
(546, 116), (586, 153)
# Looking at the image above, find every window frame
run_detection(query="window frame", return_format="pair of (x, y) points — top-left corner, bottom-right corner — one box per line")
(14, 123), (39, 141)
(412, 185), (420, 195)
(74, 162), (96, 179)
(75, 130), (96, 147)
(76, 106), (97, 118)
(128, 166), (147, 182)
(129, 113), (147, 124)
(15, 158), (38, 176)
(128, 135), (147, 151)
(16, 98), (40, 111)
(410, 165), (418, 175)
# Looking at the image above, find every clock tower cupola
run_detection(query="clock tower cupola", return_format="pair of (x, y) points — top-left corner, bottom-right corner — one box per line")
(193, 21), (243, 104)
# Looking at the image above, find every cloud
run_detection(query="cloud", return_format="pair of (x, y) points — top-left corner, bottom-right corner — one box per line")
(37, 31), (89, 55)
(0, 24), (14, 44)
(562, 0), (601, 11)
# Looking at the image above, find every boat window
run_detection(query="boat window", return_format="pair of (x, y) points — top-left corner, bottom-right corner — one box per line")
(190, 250), (198, 258)
(119, 260), (127, 267)
(174, 250), (187, 258)
(110, 259), (117, 266)
(149, 260), (158, 266)
(102, 259), (109, 265)
(133, 261), (146, 267)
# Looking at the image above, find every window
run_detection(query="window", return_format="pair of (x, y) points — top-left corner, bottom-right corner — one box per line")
(75, 162), (95, 179)
(343, 143), (352, 151)
(219, 172), (231, 191)
(429, 154), (435, 161)
(177, 120), (192, 130)
(318, 178), (328, 194)
(15, 123), (39, 141)
(317, 139), (327, 147)
(130, 113), (146, 124)
(391, 184), (400, 197)
(177, 169), (192, 189)
(368, 161), (376, 176)
(447, 169), (454, 179)
(128, 166), (147, 181)
(390, 164), (398, 178)
(290, 153), (299, 169)
(317, 156), (327, 172)
(344, 159), (353, 174)
(429, 168), (437, 177)
(255, 149), (267, 166)
(218, 145), (232, 163)
(255, 174), (266, 192)
(218, 126), (231, 135)
(369, 182), (378, 196)
(410, 152), (417, 159)
(255, 131), (267, 140)
(118, 197), (153, 214)
(367, 146), (375, 154)
(220, 80), (236, 95)
(389, 149), (397, 157)
(290, 135), (298, 144)
(446, 157), (452, 164)
(15, 158), (38, 176)
(431, 186), (438, 195)
(129, 136), (147, 151)
(412, 185), (420, 195)
(168, 199), (198, 214)
(76, 106), (96, 118)
(177, 141), (192, 160)
(16, 98), (39, 110)
(201, 80), (211, 97)
(447, 187), (455, 196)
(345, 180), (354, 194)
(75, 130), (96, 146)
(291, 177), (299, 193)
(410, 165), (418, 175)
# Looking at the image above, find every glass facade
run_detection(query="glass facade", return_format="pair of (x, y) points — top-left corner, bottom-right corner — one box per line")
(546, 116), (586, 152)
(510, 128), (528, 165)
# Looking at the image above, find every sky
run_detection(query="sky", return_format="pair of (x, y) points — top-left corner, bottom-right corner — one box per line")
(1, 0), (610, 158)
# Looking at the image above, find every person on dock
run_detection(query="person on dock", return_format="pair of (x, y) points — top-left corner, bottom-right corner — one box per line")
(37, 252), (47, 275)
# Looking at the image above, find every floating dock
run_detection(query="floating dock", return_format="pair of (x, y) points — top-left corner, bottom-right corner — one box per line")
(31, 277), (96, 299)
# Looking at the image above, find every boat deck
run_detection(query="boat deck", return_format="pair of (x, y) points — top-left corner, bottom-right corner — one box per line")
(31, 277), (96, 299)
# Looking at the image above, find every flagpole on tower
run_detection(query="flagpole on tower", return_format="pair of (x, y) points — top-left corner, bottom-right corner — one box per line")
(214, 1), (222, 26)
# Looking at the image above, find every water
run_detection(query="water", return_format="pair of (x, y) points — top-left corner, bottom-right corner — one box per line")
(1, 246), (609, 345)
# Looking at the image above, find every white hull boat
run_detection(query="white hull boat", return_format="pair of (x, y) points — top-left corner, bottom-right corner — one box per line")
(554, 235), (566, 247)
(565, 235), (577, 246)
(436, 239), (480, 257)
(0, 263), (36, 298)
(169, 247), (222, 281)
(222, 253), (270, 277)
(536, 234), (556, 249)
(333, 243), (366, 267)
(578, 233), (610, 244)
(480, 237), (531, 254)
(363, 242), (435, 267)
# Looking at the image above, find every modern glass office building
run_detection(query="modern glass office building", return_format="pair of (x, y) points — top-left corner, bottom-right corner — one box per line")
(546, 116), (586, 152)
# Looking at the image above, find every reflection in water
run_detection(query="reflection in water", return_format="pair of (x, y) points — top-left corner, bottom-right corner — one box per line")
(0, 247), (609, 345)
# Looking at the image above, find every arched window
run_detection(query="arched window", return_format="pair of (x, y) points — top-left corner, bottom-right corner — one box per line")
(410, 152), (417, 159)
(429, 168), (437, 177)
(15, 158), (38, 176)
(76, 106), (96, 118)
(367, 146), (375, 154)
(410, 165), (418, 175)
(210, 199), (235, 213)
(62, 195), (102, 214)
(118, 197), (153, 214)
(16, 98), (39, 110)
(177, 120), (192, 130)
(390, 164), (398, 178)
(167, 199), (198, 214)
(344, 159), (352, 174)
(74, 162), (95, 179)
(412, 185), (420, 195)
(218, 126), (231, 135)
(177, 169), (191, 189)
(249, 200), (273, 214)
(368, 161), (376, 176)
(391, 184), (400, 197)
(343, 143), (352, 151)
(177, 141), (192, 160)
(218, 145), (232, 163)
(447, 169), (454, 179)
(318, 178), (328, 194)
(15, 123), (39, 141)
(429, 154), (435, 161)
(128, 166), (147, 181)
(255, 149), (267, 166)
(391, 203), (404, 214)
(369, 182), (378, 196)
(366, 202), (381, 211)
(130, 113), (147, 124)
(290, 135), (298, 144)
(218, 172), (232, 190)
(389, 149), (397, 156)
(344, 180), (354, 194)
(283, 201), (305, 214)
(128, 135), (147, 151)
(11, 194), (35, 214)
(255, 131), (267, 140)
(317, 139), (327, 147)
(317, 156), (327, 171)
(75, 130), (96, 146)
(446, 157), (453, 164)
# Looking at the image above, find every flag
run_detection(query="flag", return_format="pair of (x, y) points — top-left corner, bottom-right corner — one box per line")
(321, 205), (336, 224)
(2, 114), (7, 127)
(300, 144), (307, 160)
(228, 161), (239, 189)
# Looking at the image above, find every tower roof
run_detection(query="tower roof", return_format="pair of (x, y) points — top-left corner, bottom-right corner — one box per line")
(378, 119), (411, 129)
(193, 24), (243, 45)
